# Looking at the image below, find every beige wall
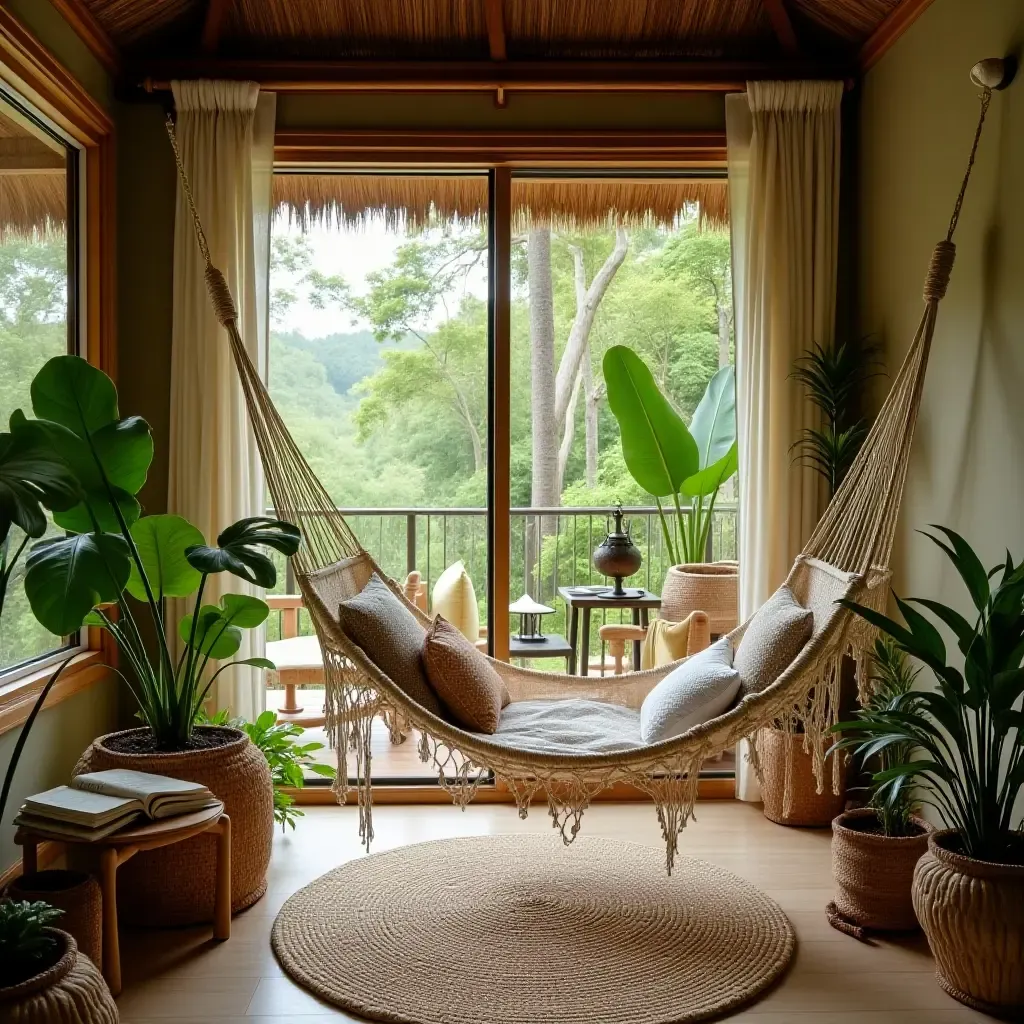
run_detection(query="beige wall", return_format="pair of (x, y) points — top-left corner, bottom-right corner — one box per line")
(0, 3), (122, 869)
(859, 0), (1024, 603)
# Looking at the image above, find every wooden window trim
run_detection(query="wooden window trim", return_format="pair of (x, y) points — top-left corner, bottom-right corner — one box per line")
(0, 8), (116, 727)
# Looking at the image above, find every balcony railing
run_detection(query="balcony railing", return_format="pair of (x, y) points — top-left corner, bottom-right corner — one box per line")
(268, 505), (737, 655)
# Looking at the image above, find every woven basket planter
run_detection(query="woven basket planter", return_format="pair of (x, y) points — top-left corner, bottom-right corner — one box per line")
(913, 831), (1024, 1017)
(759, 727), (847, 827)
(831, 809), (932, 931)
(7, 871), (102, 970)
(76, 725), (274, 927)
(0, 929), (118, 1023)
(661, 563), (738, 635)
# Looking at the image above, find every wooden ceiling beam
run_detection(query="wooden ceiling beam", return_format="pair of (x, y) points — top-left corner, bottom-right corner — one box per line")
(761, 0), (799, 56)
(136, 57), (853, 95)
(483, 0), (507, 61)
(860, 0), (935, 72)
(200, 0), (234, 56)
(48, 0), (120, 77)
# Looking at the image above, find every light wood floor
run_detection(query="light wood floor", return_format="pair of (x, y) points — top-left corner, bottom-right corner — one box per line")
(116, 800), (995, 1023)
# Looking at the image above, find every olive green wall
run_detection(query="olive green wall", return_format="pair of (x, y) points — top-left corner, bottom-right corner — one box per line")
(0, 2), (122, 870)
(858, 0), (1024, 601)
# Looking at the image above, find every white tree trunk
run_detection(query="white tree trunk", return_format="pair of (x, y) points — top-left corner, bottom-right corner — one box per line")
(583, 343), (601, 488)
(528, 226), (559, 508)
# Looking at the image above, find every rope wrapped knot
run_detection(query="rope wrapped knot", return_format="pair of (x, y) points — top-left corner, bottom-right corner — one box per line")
(923, 240), (956, 303)
(205, 264), (238, 325)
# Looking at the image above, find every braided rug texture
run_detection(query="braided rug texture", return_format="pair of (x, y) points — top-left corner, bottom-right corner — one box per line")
(271, 835), (795, 1023)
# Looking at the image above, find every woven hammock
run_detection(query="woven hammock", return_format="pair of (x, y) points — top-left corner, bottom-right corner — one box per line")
(164, 88), (991, 871)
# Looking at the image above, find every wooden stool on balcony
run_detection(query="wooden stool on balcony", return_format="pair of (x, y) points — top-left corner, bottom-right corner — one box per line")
(266, 595), (326, 727)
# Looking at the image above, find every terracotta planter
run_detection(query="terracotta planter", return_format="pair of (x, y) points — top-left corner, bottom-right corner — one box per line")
(0, 929), (118, 1023)
(913, 830), (1024, 1016)
(661, 563), (738, 635)
(831, 808), (932, 931)
(7, 871), (102, 969)
(76, 725), (273, 927)
(759, 727), (847, 827)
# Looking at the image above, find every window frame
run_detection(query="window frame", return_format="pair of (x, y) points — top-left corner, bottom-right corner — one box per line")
(0, 7), (115, 731)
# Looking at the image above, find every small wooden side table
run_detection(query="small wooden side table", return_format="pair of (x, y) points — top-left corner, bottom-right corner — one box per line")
(509, 633), (574, 669)
(15, 802), (230, 997)
(558, 587), (662, 675)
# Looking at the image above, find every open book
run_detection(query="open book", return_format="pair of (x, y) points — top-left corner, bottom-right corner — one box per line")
(15, 770), (218, 842)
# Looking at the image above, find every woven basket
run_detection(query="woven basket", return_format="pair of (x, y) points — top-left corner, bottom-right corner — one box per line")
(661, 563), (738, 635)
(76, 726), (274, 927)
(913, 830), (1024, 1016)
(7, 871), (102, 970)
(0, 929), (118, 1023)
(759, 727), (847, 827)
(831, 809), (931, 931)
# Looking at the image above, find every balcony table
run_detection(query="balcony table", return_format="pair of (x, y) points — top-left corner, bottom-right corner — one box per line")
(508, 633), (574, 669)
(557, 586), (661, 676)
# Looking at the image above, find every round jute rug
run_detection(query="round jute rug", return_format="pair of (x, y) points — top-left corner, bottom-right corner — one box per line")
(271, 835), (795, 1023)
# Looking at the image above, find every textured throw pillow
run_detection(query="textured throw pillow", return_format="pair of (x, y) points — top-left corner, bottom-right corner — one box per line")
(338, 573), (442, 716)
(432, 561), (480, 641)
(641, 617), (692, 670)
(734, 585), (813, 698)
(640, 637), (740, 744)
(422, 615), (508, 733)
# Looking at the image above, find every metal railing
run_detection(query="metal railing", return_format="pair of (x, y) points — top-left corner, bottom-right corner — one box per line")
(269, 504), (737, 653)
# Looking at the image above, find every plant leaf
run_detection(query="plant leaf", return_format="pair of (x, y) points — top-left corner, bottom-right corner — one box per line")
(30, 355), (118, 437)
(185, 517), (301, 588)
(602, 345), (698, 497)
(126, 514), (205, 601)
(682, 440), (738, 498)
(0, 425), (80, 542)
(686, 364), (736, 472)
(178, 593), (270, 659)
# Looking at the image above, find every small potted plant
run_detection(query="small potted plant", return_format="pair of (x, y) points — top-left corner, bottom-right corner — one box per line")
(825, 638), (933, 935)
(603, 348), (739, 633)
(0, 900), (116, 1022)
(13, 354), (300, 926)
(840, 526), (1023, 1014)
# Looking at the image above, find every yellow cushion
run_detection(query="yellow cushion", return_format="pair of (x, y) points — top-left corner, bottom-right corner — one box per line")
(641, 617), (693, 670)
(432, 561), (479, 641)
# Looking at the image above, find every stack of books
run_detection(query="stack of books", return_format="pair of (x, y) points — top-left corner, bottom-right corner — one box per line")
(14, 769), (218, 841)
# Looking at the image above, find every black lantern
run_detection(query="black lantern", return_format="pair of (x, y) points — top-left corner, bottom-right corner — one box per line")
(509, 594), (554, 643)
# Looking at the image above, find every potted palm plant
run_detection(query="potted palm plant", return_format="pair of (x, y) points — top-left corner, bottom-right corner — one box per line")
(825, 638), (932, 935)
(840, 527), (1023, 1014)
(603, 347), (738, 634)
(12, 354), (300, 926)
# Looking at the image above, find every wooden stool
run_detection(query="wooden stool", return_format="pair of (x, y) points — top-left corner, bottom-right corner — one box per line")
(15, 802), (230, 997)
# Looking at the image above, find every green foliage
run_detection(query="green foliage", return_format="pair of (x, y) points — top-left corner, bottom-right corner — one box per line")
(603, 347), (737, 564)
(203, 708), (336, 830)
(829, 637), (921, 836)
(185, 517), (301, 588)
(791, 340), (879, 497)
(0, 899), (63, 985)
(835, 527), (1024, 862)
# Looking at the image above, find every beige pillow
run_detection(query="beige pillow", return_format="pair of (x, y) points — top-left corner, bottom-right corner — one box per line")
(432, 561), (479, 641)
(735, 585), (813, 698)
(423, 616), (509, 734)
(338, 573), (442, 717)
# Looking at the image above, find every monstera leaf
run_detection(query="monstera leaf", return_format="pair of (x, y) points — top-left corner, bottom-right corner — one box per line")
(126, 514), (206, 601)
(0, 426), (80, 543)
(186, 517), (301, 588)
(24, 532), (131, 635)
(179, 593), (271, 659)
(603, 345), (698, 497)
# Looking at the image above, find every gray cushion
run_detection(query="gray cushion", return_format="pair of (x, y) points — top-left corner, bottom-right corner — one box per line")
(640, 637), (740, 743)
(735, 585), (813, 698)
(338, 573), (442, 716)
(485, 699), (643, 755)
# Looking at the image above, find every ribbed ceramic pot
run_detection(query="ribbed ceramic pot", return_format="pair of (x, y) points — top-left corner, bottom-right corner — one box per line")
(0, 929), (118, 1023)
(76, 725), (274, 927)
(912, 830), (1024, 1016)
(7, 871), (102, 969)
(831, 808), (932, 931)
(661, 563), (738, 635)
(760, 727), (847, 827)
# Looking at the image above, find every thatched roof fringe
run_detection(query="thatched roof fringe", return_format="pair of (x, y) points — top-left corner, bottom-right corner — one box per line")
(0, 173), (66, 241)
(272, 174), (729, 233)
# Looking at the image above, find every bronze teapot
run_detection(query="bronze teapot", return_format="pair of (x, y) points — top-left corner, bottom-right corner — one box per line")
(592, 505), (643, 597)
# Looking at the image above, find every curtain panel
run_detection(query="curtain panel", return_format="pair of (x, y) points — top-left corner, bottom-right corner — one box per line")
(727, 80), (843, 800)
(169, 80), (277, 721)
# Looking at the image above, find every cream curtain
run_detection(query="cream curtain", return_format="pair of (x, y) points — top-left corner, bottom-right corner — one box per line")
(169, 80), (277, 721)
(727, 81), (843, 800)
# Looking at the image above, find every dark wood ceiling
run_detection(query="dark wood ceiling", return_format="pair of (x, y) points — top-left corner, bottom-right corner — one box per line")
(79, 0), (905, 63)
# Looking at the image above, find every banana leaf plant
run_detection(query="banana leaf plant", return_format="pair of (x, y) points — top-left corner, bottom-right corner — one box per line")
(11, 355), (301, 750)
(603, 346), (737, 564)
(834, 527), (1024, 863)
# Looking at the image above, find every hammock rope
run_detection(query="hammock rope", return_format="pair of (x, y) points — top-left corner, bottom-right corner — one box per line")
(163, 85), (992, 870)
